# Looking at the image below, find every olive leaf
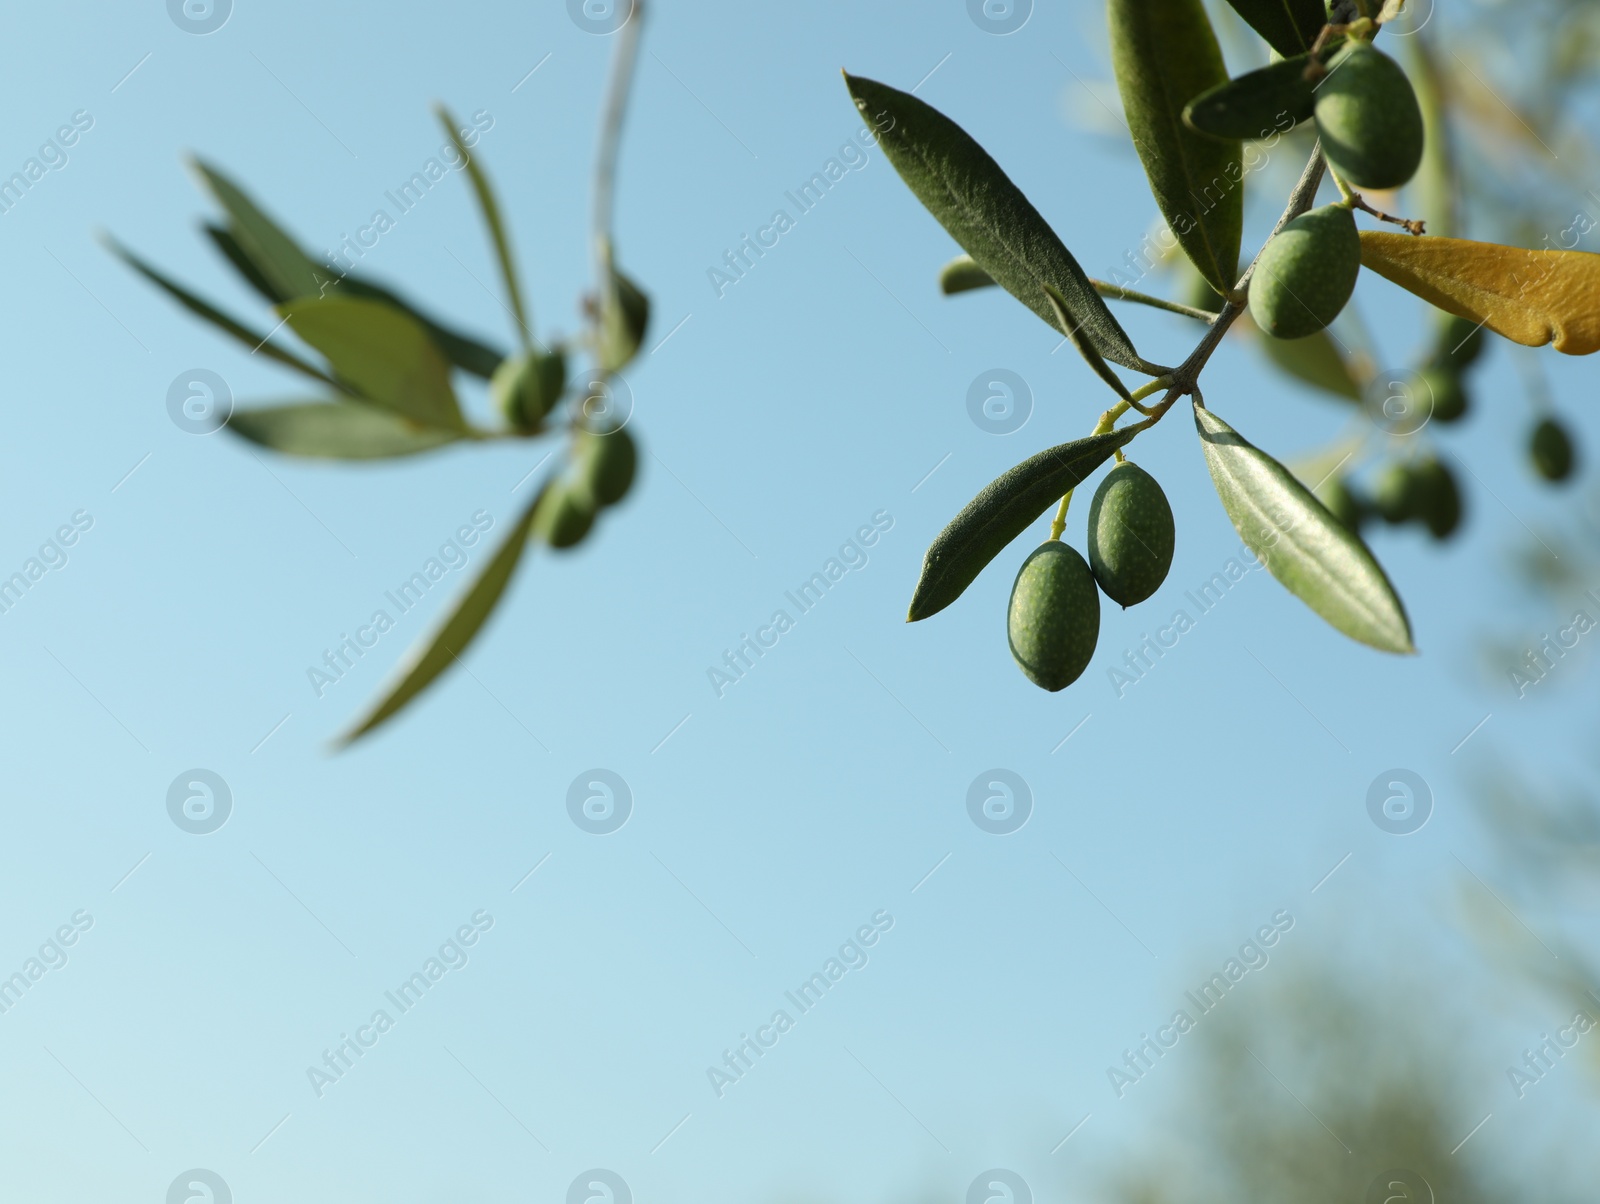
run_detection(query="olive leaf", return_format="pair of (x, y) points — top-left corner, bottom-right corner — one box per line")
(1044, 284), (1134, 403)
(1237, 313), (1364, 401)
(338, 483), (548, 745)
(227, 401), (463, 459)
(843, 72), (1163, 374)
(1109, 0), (1243, 297)
(938, 254), (997, 295)
(437, 103), (532, 348)
(100, 234), (345, 391)
(1359, 232), (1600, 355)
(1183, 54), (1320, 142)
(908, 428), (1138, 622)
(189, 158), (327, 301)
(279, 296), (466, 430)
(598, 256), (651, 373)
(1194, 403), (1414, 654)
(1219, 0), (1326, 58)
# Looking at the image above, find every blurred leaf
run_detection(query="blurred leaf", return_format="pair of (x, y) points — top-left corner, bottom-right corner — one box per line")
(1360, 232), (1600, 354)
(204, 223), (288, 303)
(279, 296), (465, 430)
(1195, 403), (1414, 653)
(101, 234), (344, 391)
(1238, 312), (1364, 400)
(599, 258), (651, 373)
(1109, 0), (1243, 296)
(843, 72), (1163, 374)
(339, 483), (547, 746)
(190, 158), (326, 301)
(436, 104), (532, 347)
(1219, 0), (1325, 57)
(938, 254), (997, 295)
(1183, 54), (1319, 141)
(227, 401), (463, 459)
(336, 275), (506, 379)
(908, 428), (1137, 622)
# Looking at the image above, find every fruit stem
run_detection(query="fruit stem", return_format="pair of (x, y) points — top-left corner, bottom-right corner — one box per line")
(1048, 490), (1073, 541)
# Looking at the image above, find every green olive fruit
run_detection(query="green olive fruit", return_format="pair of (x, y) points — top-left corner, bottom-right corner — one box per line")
(1086, 461), (1175, 607)
(1410, 457), (1463, 540)
(1530, 417), (1576, 482)
(492, 348), (567, 431)
(576, 427), (638, 508)
(1248, 204), (1361, 339)
(1315, 474), (1365, 532)
(534, 482), (596, 549)
(1434, 314), (1486, 371)
(1418, 365), (1468, 424)
(1007, 541), (1100, 692)
(1313, 43), (1425, 189)
(1374, 462), (1419, 525)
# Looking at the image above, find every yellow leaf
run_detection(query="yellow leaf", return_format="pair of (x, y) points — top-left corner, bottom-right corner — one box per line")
(1359, 231), (1600, 355)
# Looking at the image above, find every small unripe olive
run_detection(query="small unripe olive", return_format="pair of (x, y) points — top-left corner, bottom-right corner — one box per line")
(1418, 365), (1468, 424)
(1086, 461), (1175, 607)
(1530, 418), (1576, 482)
(1315, 474), (1365, 532)
(1314, 43), (1425, 190)
(535, 482), (596, 549)
(1411, 457), (1463, 539)
(576, 427), (638, 508)
(1434, 314), (1486, 372)
(1007, 541), (1100, 692)
(1249, 204), (1361, 339)
(1374, 462), (1419, 525)
(492, 348), (567, 431)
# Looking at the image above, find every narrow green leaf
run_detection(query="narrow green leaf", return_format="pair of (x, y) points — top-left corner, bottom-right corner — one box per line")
(338, 484), (547, 746)
(599, 257), (651, 373)
(190, 158), (327, 301)
(101, 234), (345, 392)
(1182, 54), (1319, 142)
(279, 296), (465, 431)
(204, 223), (289, 303)
(227, 401), (463, 459)
(1044, 284), (1134, 402)
(1219, 0), (1326, 58)
(1239, 312), (1364, 401)
(336, 275), (507, 379)
(435, 104), (531, 347)
(1194, 404), (1414, 653)
(908, 428), (1138, 622)
(1109, 0), (1243, 296)
(844, 72), (1161, 374)
(939, 254), (997, 295)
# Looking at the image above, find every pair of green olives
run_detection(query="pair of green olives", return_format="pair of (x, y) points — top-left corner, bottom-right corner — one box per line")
(1375, 457), (1463, 540)
(1006, 462), (1175, 691)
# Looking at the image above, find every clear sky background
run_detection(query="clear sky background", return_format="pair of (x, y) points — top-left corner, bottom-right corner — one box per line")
(0, 1), (1595, 1201)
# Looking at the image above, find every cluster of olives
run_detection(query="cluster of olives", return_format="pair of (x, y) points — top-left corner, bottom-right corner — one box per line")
(1006, 461), (1175, 691)
(1249, 41), (1424, 341)
(1319, 456), (1461, 541)
(491, 350), (638, 549)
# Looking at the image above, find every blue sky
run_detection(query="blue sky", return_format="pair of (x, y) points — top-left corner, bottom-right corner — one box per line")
(0, 1), (1596, 1201)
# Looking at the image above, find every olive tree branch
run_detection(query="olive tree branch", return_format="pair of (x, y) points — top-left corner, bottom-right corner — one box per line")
(591, 1), (646, 289)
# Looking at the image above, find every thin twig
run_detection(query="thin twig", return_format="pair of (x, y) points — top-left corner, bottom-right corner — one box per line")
(1089, 278), (1217, 322)
(592, 1), (646, 287)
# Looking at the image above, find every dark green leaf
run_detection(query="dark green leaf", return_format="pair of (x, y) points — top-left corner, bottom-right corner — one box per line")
(908, 429), (1138, 622)
(844, 72), (1161, 374)
(336, 275), (507, 379)
(436, 104), (532, 347)
(599, 259), (651, 372)
(1109, 0), (1243, 296)
(1220, 0), (1326, 58)
(1183, 54), (1319, 142)
(227, 401), (463, 459)
(190, 158), (327, 301)
(338, 483), (547, 746)
(100, 234), (344, 392)
(1194, 404), (1413, 653)
(204, 223), (289, 303)
(1044, 284), (1134, 402)
(279, 296), (465, 431)
(939, 254), (997, 295)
